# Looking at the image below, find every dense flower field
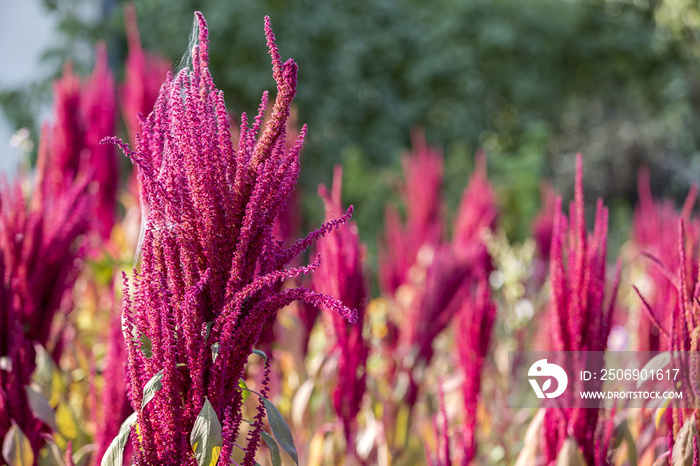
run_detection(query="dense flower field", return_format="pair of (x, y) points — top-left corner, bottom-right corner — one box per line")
(2, 8), (700, 466)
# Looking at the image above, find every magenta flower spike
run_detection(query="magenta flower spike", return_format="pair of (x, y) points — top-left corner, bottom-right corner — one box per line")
(635, 220), (700, 447)
(1, 127), (92, 348)
(93, 298), (133, 466)
(0, 123), (93, 457)
(532, 181), (557, 261)
(452, 150), (497, 271)
(379, 129), (443, 296)
(457, 275), (496, 463)
(425, 381), (451, 466)
(106, 13), (355, 464)
(0, 257), (39, 454)
(50, 44), (118, 240)
(632, 168), (698, 351)
(544, 154), (621, 465)
(313, 166), (368, 448)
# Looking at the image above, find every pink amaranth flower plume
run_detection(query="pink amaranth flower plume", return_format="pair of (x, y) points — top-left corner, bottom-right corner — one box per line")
(379, 140), (497, 442)
(543, 154), (621, 465)
(105, 12), (356, 464)
(379, 129), (443, 296)
(532, 181), (557, 262)
(93, 292), (134, 466)
(0, 123), (93, 457)
(457, 275), (496, 463)
(452, 150), (497, 271)
(632, 167), (698, 352)
(51, 45), (118, 241)
(634, 220), (700, 450)
(424, 275), (496, 466)
(313, 166), (369, 451)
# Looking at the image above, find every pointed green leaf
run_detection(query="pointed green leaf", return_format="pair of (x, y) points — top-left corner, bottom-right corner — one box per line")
(56, 400), (78, 440)
(555, 437), (587, 466)
(260, 430), (282, 466)
(72, 444), (98, 466)
(139, 333), (153, 359)
(238, 379), (250, 402)
(101, 411), (137, 466)
(32, 343), (58, 401)
(211, 343), (220, 363)
(190, 398), (223, 466)
(2, 422), (34, 466)
(252, 349), (267, 362)
(141, 370), (164, 409)
(25, 385), (58, 431)
(262, 398), (298, 465)
(672, 414), (698, 466)
(203, 321), (214, 340)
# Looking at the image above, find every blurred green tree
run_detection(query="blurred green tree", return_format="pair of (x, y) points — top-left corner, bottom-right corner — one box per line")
(3, 0), (700, 253)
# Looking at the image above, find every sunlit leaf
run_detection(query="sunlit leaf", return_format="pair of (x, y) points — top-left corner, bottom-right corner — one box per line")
(654, 396), (672, 429)
(260, 430), (281, 466)
(555, 437), (587, 466)
(190, 398), (222, 466)
(32, 343), (61, 404)
(56, 400), (78, 440)
(2, 422), (34, 466)
(238, 379), (250, 403)
(101, 411), (137, 466)
(141, 370), (164, 409)
(307, 431), (325, 466)
(41, 438), (64, 466)
(672, 414), (697, 466)
(262, 397), (298, 465)
(72, 444), (98, 466)
(25, 385), (58, 431)
(291, 379), (314, 427)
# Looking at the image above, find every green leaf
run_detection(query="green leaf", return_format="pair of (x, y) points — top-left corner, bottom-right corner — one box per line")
(25, 385), (58, 431)
(262, 398), (298, 465)
(139, 333), (153, 359)
(101, 411), (137, 466)
(203, 321), (214, 340)
(2, 422), (34, 466)
(56, 400), (78, 440)
(555, 437), (587, 466)
(260, 430), (282, 466)
(141, 370), (164, 409)
(211, 343), (220, 363)
(252, 349), (267, 362)
(672, 414), (698, 466)
(32, 343), (61, 404)
(190, 398), (223, 466)
(72, 444), (97, 466)
(238, 378), (250, 402)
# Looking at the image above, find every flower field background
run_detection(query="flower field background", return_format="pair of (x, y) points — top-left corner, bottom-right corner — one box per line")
(2, 1), (700, 465)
